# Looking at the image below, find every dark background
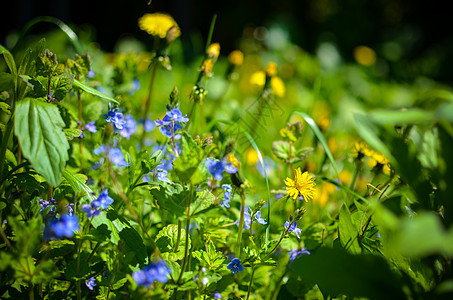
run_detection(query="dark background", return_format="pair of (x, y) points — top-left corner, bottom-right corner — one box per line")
(1, 0), (452, 83)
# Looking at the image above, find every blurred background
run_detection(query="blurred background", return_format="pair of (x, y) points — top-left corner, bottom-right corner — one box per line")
(1, 0), (452, 84)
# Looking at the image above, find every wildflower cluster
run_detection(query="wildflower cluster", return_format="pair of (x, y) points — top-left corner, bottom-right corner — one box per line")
(82, 189), (114, 218)
(154, 108), (188, 139)
(132, 260), (170, 286)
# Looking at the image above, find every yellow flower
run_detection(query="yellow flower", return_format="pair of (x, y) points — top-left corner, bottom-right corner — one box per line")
(249, 71), (285, 98)
(207, 43), (220, 61)
(228, 50), (244, 66)
(264, 62), (277, 77)
(226, 153), (240, 169)
(201, 59), (214, 76)
(285, 168), (316, 201)
(138, 13), (181, 39)
(353, 45), (376, 66)
(245, 149), (259, 165)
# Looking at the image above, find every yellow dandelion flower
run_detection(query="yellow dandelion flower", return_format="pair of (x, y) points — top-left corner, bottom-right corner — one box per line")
(226, 153), (240, 169)
(207, 43), (220, 60)
(270, 76), (285, 98)
(353, 141), (371, 160)
(245, 149), (259, 165)
(250, 71), (265, 86)
(285, 168), (316, 201)
(201, 59), (214, 76)
(264, 62), (278, 77)
(228, 50), (244, 66)
(138, 13), (181, 39)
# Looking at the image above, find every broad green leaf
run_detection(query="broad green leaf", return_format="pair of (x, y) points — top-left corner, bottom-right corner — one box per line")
(62, 169), (95, 201)
(52, 74), (74, 101)
(72, 79), (118, 104)
(15, 98), (69, 187)
(338, 204), (362, 254)
(272, 140), (294, 160)
(292, 247), (406, 299)
(173, 132), (205, 185)
(90, 211), (120, 244)
(393, 212), (453, 257)
(155, 224), (191, 261)
(150, 183), (189, 218)
(119, 227), (147, 265)
(0, 44), (17, 78)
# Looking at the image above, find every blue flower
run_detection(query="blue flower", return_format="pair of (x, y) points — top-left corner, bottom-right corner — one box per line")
(227, 258), (243, 274)
(206, 158), (225, 181)
(93, 145), (105, 155)
(66, 203), (74, 215)
(255, 211), (267, 225)
(132, 260), (170, 286)
(44, 215), (79, 240)
(81, 203), (101, 218)
(92, 189), (114, 209)
(85, 121), (97, 133)
(220, 184), (232, 208)
(119, 114), (137, 139)
(156, 169), (170, 182)
(142, 118), (155, 132)
(109, 148), (128, 167)
(39, 198), (56, 215)
(129, 78), (140, 95)
(284, 218), (302, 239)
(214, 291), (222, 299)
(154, 108), (188, 139)
(104, 106), (126, 130)
(87, 68), (95, 78)
(85, 277), (96, 290)
(288, 248), (310, 261)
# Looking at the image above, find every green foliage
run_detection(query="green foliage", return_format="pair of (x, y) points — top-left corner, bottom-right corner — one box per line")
(14, 97), (69, 187)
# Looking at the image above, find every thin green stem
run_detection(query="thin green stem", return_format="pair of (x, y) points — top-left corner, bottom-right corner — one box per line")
(236, 192), (246, 257)
(246, 266), (256, 300)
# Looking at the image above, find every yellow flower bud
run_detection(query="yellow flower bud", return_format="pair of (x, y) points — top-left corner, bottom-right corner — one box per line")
(228, 50), (244, 66)
(207, 43), (220, 60)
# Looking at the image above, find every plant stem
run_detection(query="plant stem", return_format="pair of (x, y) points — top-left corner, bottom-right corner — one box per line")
(236, 191), (246, 257)
(246, 266), (256, 300)
(141, 60), (158, 146)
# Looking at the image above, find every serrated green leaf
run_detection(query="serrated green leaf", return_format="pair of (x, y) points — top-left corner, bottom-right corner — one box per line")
(155, 224), (191, 261)
(150, 183), (189, 218)
(52, 74), (74, 101)
(15, 98), (69, 187)
(72, 79), (118, 104)
(272, 141), (294, 160)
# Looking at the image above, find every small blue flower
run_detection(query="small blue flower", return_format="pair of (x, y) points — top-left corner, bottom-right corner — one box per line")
(66, 203), (74, 215)
(92, 189), (114, 209)
(220, 184), (232, 208)
(206, 158), (225, 181)
(109, 148), (128, 167)
(143, 119), (155, 132)
(288, 248), (310, 261)
(156, 169), (170, 182)
(284, 218), (302, 239)
(81, 203), (101, 218)
(44, 214), (79, 240)
(132, 260), (170, 286)
(154, 108), (188, 139)
(227, 258), (244, 274)
(119, 114), (137, 139)
(93, 145), (105, 155)
(213, 291), (222, 299)
(255, 211), (267, 225)
(85, 121), (97, 133)
(104, 106), (126, 130)
(87, 68), (95, 78)
(85, 277), (96, 290)
(129, 78), (140, 95)
(39, 198), (56, 214)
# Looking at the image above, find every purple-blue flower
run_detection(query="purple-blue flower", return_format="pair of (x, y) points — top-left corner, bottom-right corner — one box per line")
(288, 248), (310, 261)
(129, 78), (140, 95)
(92, 189), (114, 209)
(104, 106), (126, 130)
(44, 214), (79, 240)
(214, 291), (222, 299)
(143, 118), (155, 132)
(109, 148), (128, 167)
(66, 203), (74, 215)
(227, 258), (243, 274)
(85, 121), (97, 133)
(39, 198), (56, 214)
(154, 108), (188, 139)
(206, 158), (225, 181)
(284, 217), (302, 239)
(156, 169), (170, 182)
(132, 260), (170, 286)
(85, 277), (96, 290)
(255, 211), (267, 225)
(220, 184), (232, 208)
(119, 114), (137, 139)
(81, 203), (102, 218)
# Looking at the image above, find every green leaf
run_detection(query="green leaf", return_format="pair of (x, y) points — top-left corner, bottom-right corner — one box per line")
(338, 204), (362, 254)
(119, 227), (147, 264)
(64, 128), (82, 140)
(150, 183), (189, 218)
(173, 132), (206, 185)
(62, 169), (95, 201)
(272, 141), (294, 160)
(155, 224), (191, 261)
(15, 98), (69, 187)
(292, 247), (406, 299)
(52, 74), (74, 101)
(72, 79), (118, 104)
(0, 44), (17, 78)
